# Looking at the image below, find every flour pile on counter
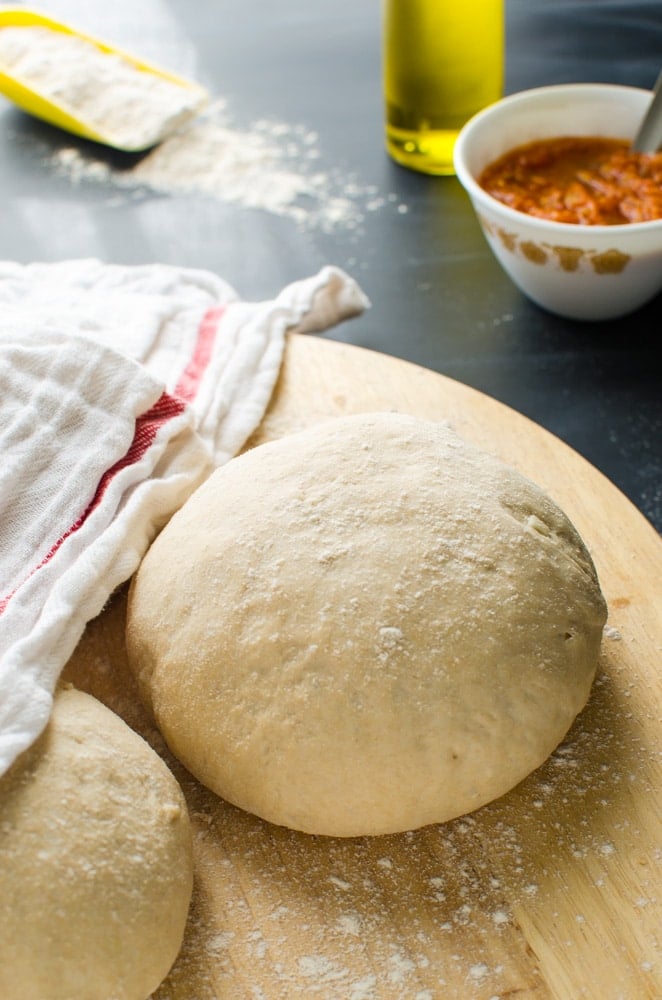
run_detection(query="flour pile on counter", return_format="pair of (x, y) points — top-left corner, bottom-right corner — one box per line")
(0, 25), (206, 150)
(0, 259), (369, 778)
(0, 22), (408, 230)
(49, 99), (407, 233)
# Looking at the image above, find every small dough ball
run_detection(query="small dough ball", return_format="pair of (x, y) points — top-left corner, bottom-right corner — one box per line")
(0, 686), (193, 1000)
(126, 413), (607, 837)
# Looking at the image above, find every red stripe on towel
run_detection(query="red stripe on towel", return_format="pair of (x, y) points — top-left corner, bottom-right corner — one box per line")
(84, 391), (187, 514)
(175, 304), (226, 402)
(1, 305), (224, 615)
(0, 391), (186, 615)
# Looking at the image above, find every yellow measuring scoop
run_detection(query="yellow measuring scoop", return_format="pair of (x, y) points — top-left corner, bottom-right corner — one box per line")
(0, 7), (209, 151)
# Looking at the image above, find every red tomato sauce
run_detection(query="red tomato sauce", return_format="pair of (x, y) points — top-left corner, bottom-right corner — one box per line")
(478, 137), (662, 225)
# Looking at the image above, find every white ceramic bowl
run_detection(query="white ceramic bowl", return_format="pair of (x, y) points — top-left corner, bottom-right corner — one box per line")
(453, 83), (662, 321)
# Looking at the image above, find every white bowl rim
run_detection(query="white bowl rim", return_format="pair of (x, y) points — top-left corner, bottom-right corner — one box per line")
(453, 82), (661, 237)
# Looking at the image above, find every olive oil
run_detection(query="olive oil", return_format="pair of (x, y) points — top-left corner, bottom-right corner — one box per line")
(383, 0), (504, 175)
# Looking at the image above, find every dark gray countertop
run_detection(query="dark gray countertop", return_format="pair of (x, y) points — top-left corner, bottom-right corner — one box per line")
(1, 0), (660, 529)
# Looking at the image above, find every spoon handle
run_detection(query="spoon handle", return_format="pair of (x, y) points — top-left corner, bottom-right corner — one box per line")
(631, 70), (662, 153)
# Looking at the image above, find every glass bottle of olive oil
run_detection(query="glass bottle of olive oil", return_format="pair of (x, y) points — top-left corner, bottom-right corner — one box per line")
(383, 0), (504, 175)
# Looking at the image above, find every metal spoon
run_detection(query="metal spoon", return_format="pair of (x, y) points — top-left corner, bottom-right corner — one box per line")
(631, 70), (662, 153)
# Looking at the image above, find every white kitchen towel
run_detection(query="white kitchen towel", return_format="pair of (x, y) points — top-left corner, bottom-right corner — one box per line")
(0, 259), (369, 777)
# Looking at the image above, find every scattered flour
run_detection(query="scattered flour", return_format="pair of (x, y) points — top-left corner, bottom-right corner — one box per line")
(134, 704), (657, 999)
(468, 961), (490, 981)
(48, 99), (401, 232)
(386, 948), (416, 984)
(336, 913), (362, 937)
(298, 954), (349, 982)
(348, 976), (378, 1000)
(328, 875), (352, 891)
(0, 25), (205, 149)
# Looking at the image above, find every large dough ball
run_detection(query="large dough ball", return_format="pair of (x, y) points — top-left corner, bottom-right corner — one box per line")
(0, 686), (193, 1000)
(126, 413), (607, 837)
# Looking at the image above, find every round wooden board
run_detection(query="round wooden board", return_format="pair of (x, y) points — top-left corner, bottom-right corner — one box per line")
(64, 333), (662, 1000)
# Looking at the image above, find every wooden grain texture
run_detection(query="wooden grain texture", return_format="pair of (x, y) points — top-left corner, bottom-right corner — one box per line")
(64, 334), (662, 1000)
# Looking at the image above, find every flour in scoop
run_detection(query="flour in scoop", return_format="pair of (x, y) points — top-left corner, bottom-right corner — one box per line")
(0, 25), (205, 149)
